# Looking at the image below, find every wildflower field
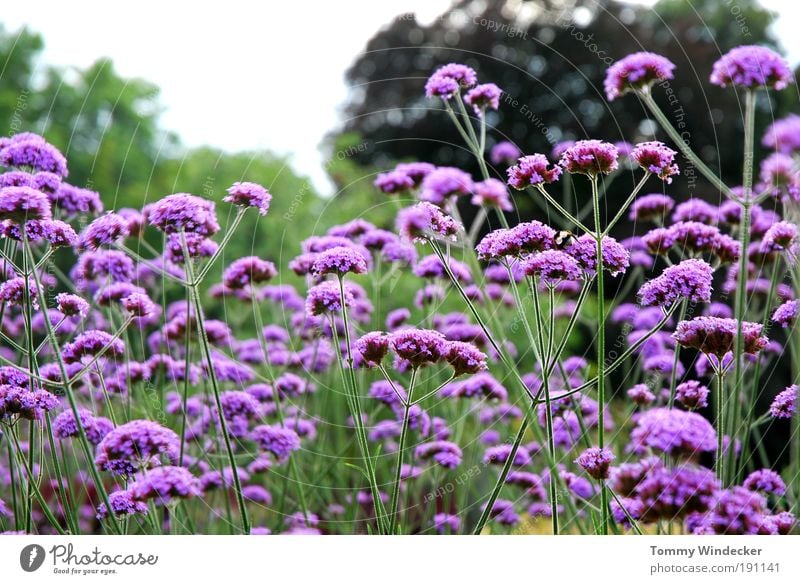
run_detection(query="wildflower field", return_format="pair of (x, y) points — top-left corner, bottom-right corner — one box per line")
(0, 44), (798, 537)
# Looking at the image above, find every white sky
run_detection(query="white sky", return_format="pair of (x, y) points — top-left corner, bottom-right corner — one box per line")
(1, 0), (797, 195)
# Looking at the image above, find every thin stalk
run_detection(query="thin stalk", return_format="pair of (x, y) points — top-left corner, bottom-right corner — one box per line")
(388, 368), (416, 534)
(714, 368), (726, 482)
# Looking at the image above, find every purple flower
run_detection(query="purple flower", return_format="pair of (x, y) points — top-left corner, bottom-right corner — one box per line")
(762, 220), (797, 252)
(672, 199), (718, 224)
(575, 447), (614, 480)
(691, 486), (769, 534)
(0, 276), (38, 308)
(224, 181), (272, 215)
(129, 466), (202, 505)
(759, 153), (800, 200)
(419, 167), (473, 205)
(559, 140), (619, 175)
(389, 328), (447, 367)
(396, 202), (461, 242)
(490, 141), (521, 166)
(444, 341), (487, 376)
(637, 259), (713, 307)
(413, 254), (472, 283)
(165, 232), (218, 264)
(769, 385), (797, 419)
(415, 440), (463, 468)
(0, 185), (52, 222)
(50, 182), (102, 218)
(96, 489), (149, 520)
(79, 212), (129, 250)
(54, 294), (89, 319)
(627, 383), (656, 406)
(673, 317), (768, 357)
(506, 154), (562, 189)
(471, 178), (512, 210)
(629, 193), (674, 222)
(522, 249), (582, 283)
(431, 513), (461, 534)
(62, 330), (125, 364)
(425, 63), (477, 99)
(483, 443), (531, 466)
(305, 280), (353, 316)
(772, 300), (799, 328)
(604, 52), (676, 100)
(251, 424), (301, 461)
(675, 380), (710, 410)
(0, 386), (59, 421)
(634, 463), (719, 523)
(743, 469), (786, 496)
(354, 331), (389, 366)
(0, 134), (68, 176)
(53, 407), (112, 445)
(369, 380), (406, 406)
(566, 234), (629, 276)
(374, 170), (414, 194)
(95, 420), (180, 476)
(222, 256), (277, 289)
(710, 45), (791, 90)
(629, 407), (717, 457)
(395, 162), (435, 186)
(762, 114), (800, 154)
(631, 141), (679, 182)
(463, 83), (501, 116)
(147, 193), (220, 236)
(311, 246), (368, 277)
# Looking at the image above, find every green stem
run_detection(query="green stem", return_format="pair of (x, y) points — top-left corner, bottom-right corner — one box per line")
(388, 368), (416, 534)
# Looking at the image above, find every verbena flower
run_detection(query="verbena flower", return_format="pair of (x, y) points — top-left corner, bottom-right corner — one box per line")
(675, 380), (710, 410)
(0, 185), (52, 222)
(147, 193), (220, 235)
(0, 134), (68, 176)
(604, 52), (676, 100)
(354, 331), (389, 367)
(305, 280), (353, 316)
(566, 234), (629, 276)
(673, 317), (768, 357)
(94, 420), (180, 476)
(79, 212), (129, 250)
(559, 140), (619, 176)
(0, 386), (59, 421)
(223, 256), (278, 289)
(710, 45), (791, 90)
(55, 293), (90, 318)
(374, 170), (414, 194)
(129, 466), (202, 505)
(53, 407), (112, 445)
(772, 300), (799, 328)
(425, 63), (477, 99)
(251, 424), (302, 461)
(471, 177), (512, 210)
(506, 154), (562, 189)
(419, 167), (473, 205)
(224, 181), (272, 215)
(50, 182), (103, 218)
(637, 259), (713, 306)
(672, 199), (718, 224)
(522, 249), (582, 283)
(631, 141), (679, 182)
(464, 83), (501, 116)
(96, 489), (149, 520)
(396, 202), (461, 242)
(415, 440), (463, 468)
(743, 469), (786, 496)
(389, 329), (447, 367)
(627, 383), (656, 406)
(629, 408), (717, 457)
(762, 114), (800, 154)
(769, 385), (797, 418)
(62, 330), (125, 364)
(444, 341), (487, 376)
(628, 193), (674, 222)
(690, 486), (769, 534)
(490, 141), (520, 166)
(575, 447), (614, 480)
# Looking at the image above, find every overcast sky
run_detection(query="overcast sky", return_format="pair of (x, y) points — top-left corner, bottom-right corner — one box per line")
(1, 0), (795, 194)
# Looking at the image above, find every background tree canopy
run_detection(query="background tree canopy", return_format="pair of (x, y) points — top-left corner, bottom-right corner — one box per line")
(331, 0), (795, 234)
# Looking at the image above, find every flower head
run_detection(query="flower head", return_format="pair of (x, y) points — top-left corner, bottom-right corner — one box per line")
(710, 45), (791, 90)
(396, 202), (461, 242)
(566, 234), (629, 276)
(506, 154), (562, 189)
(251, 424), (301, 461)
(673, 317), (768, 358)
(0, 134), (68, 176)
(79, 212), (129, 250)
(129, 466), (201, 505)
(94, 420), (180, 476)
(147, 193), (219, 236)
(523, 249), (582, 283)
(444, 341), (487, 376)
(389, 328), (447, 367)
(224, 181), (272, 215)
(575, 447), (614, 480)
(604, 52), (676, 100)
(631, 141), (679, 182)
(0, 185), (52, 222)
(463, 83), (501, 116)
(637, 259), (713, 307)
(490, 141), (521, 166)
(675, 380), (710, 410)
(629, 193), (674, 222)
(223, 256), (278, 289)
(769, 385), (797, 419)
(311, 246), (369, 277)
(772, 300), (799, 328)
(471, 178), (512, 210)
(425, 63), (477, 99)
(630, 408), (717, 457)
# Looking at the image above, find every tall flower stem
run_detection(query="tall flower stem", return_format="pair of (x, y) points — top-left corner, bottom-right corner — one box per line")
(335, 276), (388, 534)
(714, 367), (727, 482)
(727, 90), (756, 485)
(589, 176), (610, 534)
(388, 368), (416, 534)
(183, 255), (249, 534)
